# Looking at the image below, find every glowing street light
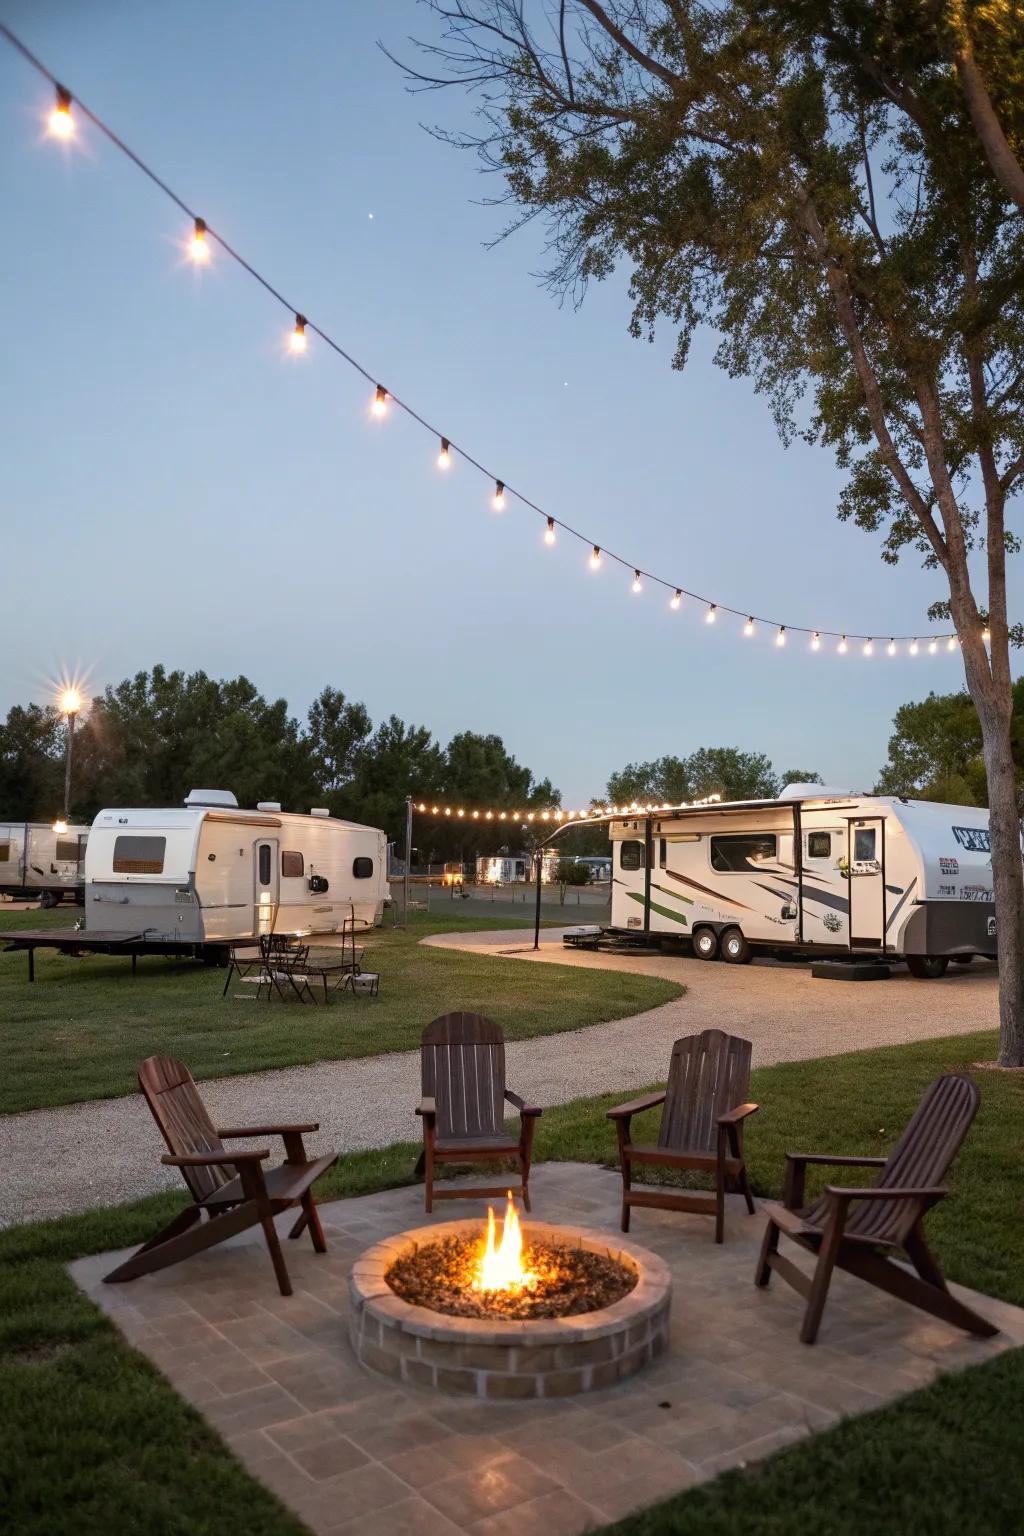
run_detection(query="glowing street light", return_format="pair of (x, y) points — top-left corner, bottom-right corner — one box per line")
(58, 685), (84, 821)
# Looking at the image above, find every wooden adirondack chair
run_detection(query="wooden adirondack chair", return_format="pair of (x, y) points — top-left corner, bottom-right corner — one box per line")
(104, 1055), (337, 1297)
(607, 1029), (758, 1242)
(417, 1012), (541, 1211)
(755, 1073), (998, 1344)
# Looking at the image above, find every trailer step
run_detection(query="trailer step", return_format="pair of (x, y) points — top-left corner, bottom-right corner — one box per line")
(811, 960), (894, 982)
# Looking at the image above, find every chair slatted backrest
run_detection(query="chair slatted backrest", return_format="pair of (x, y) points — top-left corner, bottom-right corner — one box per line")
(421, 1013), (506, 1140)
(846, 1074), (981, 1245)
(658, 1030), (752, 1153)
(138, 1054), (231, 1203)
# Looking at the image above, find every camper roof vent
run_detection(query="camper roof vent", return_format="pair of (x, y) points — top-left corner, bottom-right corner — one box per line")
(184, 789), (238, 809)
(256, 801), (282, 813)
(310, 807), (330, 818)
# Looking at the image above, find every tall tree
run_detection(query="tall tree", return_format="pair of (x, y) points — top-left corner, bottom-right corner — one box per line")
(876, 680), (1024, 805)
(0, 705), (65, 820)
(405, 1), (1024, 1064)
(305, 688), (372, 798)
(604, 748), (807, 806)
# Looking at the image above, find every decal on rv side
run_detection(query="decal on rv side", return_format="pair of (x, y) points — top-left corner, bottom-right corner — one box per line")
(952, 827), (991, 852)
(939, 857), (959, 876)
(960, 884), (994, 902)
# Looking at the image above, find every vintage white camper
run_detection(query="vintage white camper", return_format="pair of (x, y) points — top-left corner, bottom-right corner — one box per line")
(85, 790), (388, 946)
(0, 821), (89, 906)
(608, 786), (998, 976)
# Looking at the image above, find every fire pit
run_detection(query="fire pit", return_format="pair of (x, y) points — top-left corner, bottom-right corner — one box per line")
(349, 1194), (672, 1398)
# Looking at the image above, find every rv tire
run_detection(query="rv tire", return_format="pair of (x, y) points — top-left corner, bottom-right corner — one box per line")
(692, 927), (719, 962)
(906, 954), (950, 980)
(720, 927), (751, 965)
(38, 890), (59, 909)
(951, 955), (974, 966)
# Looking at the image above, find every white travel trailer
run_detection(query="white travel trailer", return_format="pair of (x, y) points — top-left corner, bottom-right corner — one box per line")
(0, 821), (89, 906)
(608, 786), (998, 977)
(85, 790), (388, 947)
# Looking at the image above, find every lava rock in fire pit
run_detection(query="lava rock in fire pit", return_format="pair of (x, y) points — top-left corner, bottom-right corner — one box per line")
(386, 1234), (637, 1320)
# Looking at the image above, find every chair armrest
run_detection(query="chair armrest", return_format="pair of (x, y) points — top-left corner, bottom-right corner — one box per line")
(825, 1184), (948, 1203)
(505, 1089), (542, 1116)
(786, 1153), (889, 1169)
(718, 1102), (759, 1126)
(416, 1097), (436, 1119)
(161, 1148), (269, 1167)
(218, 1123), (319, 1137)
(606, 1091), (666, 1121)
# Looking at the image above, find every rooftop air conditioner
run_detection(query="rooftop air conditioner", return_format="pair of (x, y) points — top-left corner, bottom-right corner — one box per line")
(310, 807), (330, 818)
(184, 789), (239, 808)
(256, 801), (282, 813)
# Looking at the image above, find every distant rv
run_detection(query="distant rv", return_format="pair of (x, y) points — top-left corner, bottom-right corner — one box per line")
(0, 821), (89, 906)
(85, 790), (389, 946)
(608, 785), (998, 977)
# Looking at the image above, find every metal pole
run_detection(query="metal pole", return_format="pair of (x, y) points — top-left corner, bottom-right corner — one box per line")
(403, 796), (412, 930)
(533, 848), (543, 950)
(63, 710), (78, 821)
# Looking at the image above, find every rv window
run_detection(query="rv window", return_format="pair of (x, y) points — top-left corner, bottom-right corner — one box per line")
(112, 835), (166, 875)
(659, 838), (667, 869)
(619, 841), (645, 871)
(352, 856), (374, 879)
(258, 844), (272, 885)
(854, 827), (877, 862)
(807, 832), (832, 859)
(0, 842), (9, 862)
(710, 834), (777, 873)
(55, 838), (83, 864)
(281, 850), (304, 878)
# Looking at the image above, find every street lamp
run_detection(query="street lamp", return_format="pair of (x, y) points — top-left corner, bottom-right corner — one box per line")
(59, 687), (82, 822)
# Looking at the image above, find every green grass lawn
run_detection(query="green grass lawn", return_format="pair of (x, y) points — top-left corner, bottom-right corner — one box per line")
(2, 1029), (1023, 1534)
(0, 909), (680, 1114)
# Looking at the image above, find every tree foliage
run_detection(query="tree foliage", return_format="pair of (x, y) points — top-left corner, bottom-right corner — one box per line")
(604, 748), (817, 805)
(876, 679), (1024, 805)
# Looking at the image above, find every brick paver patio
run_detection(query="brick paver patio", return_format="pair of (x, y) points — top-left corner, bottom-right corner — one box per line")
(72, 1164), (1024, 1535)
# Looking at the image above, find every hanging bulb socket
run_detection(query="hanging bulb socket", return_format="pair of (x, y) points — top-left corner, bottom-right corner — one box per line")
(811, 632), (821, 651)
(190, 217), (210, 264)
(775, 626), (786, 647)
(744, 617), (755, 637)
(590, 545), (602, 570)
(492, 480), (506, 511)
(670, 589), (682, 610)
(544, 517), (556, 545)
(632, 570), (642, 594)
(372, 384), (388, 416)
(437, 437), (450, 468)
(706, 604), (717, 624)
(50, 84), (74, 138)
(290, 314), (307, 353)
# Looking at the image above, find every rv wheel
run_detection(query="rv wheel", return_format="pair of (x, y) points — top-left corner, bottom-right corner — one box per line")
(720, 927), (751, 965)
(906, 954), (950, 980)
(692, 927), (719, 961)
(38, 890), (59, 909)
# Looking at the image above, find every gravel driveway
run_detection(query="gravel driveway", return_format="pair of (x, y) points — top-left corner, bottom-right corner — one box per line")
(1, 929), (998, 1226)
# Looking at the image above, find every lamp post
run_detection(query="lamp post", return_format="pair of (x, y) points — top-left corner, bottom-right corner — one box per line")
(59, 687), (82, 821)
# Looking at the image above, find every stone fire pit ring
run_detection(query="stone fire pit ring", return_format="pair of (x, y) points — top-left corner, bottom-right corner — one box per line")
(348, 1218), (672, 1399)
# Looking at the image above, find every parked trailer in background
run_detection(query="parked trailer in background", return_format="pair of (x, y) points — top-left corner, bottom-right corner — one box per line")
(608, 785), (998, 977)
(85, 789), (388, 949)
(0, 821), (89, 906)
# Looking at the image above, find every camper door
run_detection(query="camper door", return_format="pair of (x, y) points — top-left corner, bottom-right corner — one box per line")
(253, 838), (280, 935)
(847, 818), (886, 949)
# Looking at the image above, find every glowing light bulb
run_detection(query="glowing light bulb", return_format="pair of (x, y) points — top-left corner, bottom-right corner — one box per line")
(706, 604), (717, 624)
(929, 639), (938, 654)
(947, 636), (957, 651)
(775, 626), (786, 647)
(492, 480), (506, 511)
(887, 639), (896, 656)
(632, 570), (642, 594)
(670, 590), (681, 610)
(437, 437), (450, 469)
(189, 217), (210, 264)
(589, 545), (602, 570)
(863, 639), (874, 656)
(371, 384), (388, 417)
(289, 314), (307, 353)
(838, 636), (848, 653)
(49, 86), (74, 139)
(811, 632), (821, 651)
(744, 617), (755, 637)
(910, 640), (919, 655)
(59, 687), (82, 715)
(544, 517), (556, 545)
(982, 628), (991, 644)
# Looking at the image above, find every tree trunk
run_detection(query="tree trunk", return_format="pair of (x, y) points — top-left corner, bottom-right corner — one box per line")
(973, 690), (1024, 1065)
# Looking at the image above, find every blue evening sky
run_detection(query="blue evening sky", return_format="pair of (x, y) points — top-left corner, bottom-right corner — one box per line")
(0, 1), (1012, 807)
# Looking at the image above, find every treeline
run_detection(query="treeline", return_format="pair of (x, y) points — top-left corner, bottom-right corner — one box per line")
(875, 679), (1024, 808)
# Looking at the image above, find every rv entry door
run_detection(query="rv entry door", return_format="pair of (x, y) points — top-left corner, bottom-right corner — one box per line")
(253, 838), (280, 936)
(847, 818), (886, 950)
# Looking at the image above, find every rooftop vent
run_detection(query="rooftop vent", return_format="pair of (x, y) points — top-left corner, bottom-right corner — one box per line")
(310, 807), (330, 819)
(778, 783), (862, 800)
(256, 801), (282, 813)
(184, 789), (238, 808)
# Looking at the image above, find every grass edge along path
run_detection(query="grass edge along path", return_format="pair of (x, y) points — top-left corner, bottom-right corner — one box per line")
(2, 1029), (1023, 1535)
(0, 910), (681, 1115)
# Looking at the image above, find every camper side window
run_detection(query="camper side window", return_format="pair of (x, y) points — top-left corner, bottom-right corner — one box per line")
(112, 835), (166, 875)
(55, 838), (83, 864)
(352, 856), (373, 879)
(619, 841), (644, 871)
(853, 827), (877, 862)
(806, 832), (831, 859)
(0, 842), (10, 862)
(258, 844), (272, 886)
(281, 850), (304, 878)
(710, 834), (777, 873)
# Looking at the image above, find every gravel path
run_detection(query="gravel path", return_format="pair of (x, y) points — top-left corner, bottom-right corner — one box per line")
(1, 929), (998, 1226)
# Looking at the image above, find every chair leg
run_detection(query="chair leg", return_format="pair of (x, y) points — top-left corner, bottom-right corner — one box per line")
(618, 1130), (632, 1233)
(801, 1220), (845, 1345)
(755, 1217), (779, 1287)
(301, 1191), (327, 1254)
(259, 1212), (293, 1297)
(520, 1155), (532, 1213)
(738, 1163), (756, 1215)
(104, 1203), (255, 1284)
(424, 1139), (435, 1213)
(287, 1209), (308, 1241)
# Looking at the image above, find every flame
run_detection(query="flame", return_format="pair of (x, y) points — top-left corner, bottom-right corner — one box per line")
(473, 1191), (535, 1292)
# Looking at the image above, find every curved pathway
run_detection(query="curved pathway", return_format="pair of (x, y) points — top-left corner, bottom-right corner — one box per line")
(1, 928), (998, 1226)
